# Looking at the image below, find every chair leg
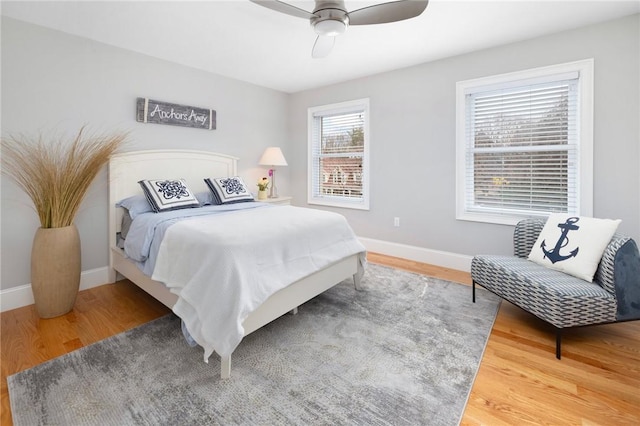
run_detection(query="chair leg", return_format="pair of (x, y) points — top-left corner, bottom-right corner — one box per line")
(556, 328), (562, 359)
(472, 281), (476, 303)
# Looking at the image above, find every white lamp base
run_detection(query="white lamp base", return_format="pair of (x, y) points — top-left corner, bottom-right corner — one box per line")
(269, 168), (279, 198)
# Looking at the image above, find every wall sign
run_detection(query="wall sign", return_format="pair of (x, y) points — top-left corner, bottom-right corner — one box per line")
(136, 98), (216, 130)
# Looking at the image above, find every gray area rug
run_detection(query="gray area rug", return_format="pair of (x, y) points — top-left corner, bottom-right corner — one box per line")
(8, 263), (500, 426)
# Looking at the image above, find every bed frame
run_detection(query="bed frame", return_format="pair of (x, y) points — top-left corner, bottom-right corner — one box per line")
(108, 149), (361, 378)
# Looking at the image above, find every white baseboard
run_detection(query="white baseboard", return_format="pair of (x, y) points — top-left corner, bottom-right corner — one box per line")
(0, 267), (110, 313)
(358, 237), (473, 273)
(1, 239), (471, 313)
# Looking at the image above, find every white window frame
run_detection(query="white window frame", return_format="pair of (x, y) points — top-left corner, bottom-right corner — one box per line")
(455, 59), (594, 225)
(308, 98), (370, 210)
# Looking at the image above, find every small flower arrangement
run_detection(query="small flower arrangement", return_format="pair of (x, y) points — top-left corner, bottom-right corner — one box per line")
(257, 177), (270, 191)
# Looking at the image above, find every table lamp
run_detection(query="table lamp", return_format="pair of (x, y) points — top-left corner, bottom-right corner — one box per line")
(259, 147), (288, 198)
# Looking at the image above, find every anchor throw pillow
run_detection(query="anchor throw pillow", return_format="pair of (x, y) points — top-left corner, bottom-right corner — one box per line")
(528, 214), (621, 282)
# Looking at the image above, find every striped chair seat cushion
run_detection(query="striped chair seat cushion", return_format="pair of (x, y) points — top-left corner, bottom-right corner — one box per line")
(471, 255), (617, 328)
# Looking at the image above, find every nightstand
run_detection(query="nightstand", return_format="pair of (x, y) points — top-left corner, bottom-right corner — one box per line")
(258, 196), (292, 206)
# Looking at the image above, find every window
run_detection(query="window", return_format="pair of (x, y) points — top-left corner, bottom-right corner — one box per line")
(308, 98), (370, 210)
(456, 60), (593, 225)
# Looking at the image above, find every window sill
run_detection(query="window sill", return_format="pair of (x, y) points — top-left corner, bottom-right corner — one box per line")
(456, 211), (548, 226)
(308, 198), (369, 211)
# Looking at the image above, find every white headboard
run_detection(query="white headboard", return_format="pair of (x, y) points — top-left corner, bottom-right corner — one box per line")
(108, 149), (238, 252)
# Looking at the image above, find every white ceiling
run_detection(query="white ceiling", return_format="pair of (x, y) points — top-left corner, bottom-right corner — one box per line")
(2, 1), (639, 93)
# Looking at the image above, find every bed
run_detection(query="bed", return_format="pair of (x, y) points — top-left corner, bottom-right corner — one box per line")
(108, 149), (366, 378)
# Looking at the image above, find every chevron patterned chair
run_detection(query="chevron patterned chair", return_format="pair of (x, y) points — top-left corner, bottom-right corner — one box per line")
(471, 218), (640, 359)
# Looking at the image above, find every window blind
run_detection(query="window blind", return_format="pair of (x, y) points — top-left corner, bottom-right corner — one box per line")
(310, 108), (366, 203)
(464, 78), (579, 216)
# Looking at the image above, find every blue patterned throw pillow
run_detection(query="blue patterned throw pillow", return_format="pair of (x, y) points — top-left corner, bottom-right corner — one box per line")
(138, 179), (200, 213)
(204, 176), (255, 205)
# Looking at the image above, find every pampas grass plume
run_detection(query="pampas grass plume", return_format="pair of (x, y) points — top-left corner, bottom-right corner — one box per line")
(1, 126), (128, 228)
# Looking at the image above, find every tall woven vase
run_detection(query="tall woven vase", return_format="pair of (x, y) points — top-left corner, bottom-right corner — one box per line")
(30, 224), (81, 318)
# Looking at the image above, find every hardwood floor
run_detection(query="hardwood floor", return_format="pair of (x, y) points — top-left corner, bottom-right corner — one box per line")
(1, 253), (639, 425)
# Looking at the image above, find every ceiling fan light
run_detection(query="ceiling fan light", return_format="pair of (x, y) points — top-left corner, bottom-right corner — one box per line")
(313, 19), (346, 36)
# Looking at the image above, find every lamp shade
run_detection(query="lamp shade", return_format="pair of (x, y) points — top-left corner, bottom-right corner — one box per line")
(259, 147), (288, 166)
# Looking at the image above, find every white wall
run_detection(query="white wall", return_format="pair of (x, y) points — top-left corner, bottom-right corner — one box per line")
(2, 13), (639, 302)
(1, 17), (290, 293)
(288, 14), (640, 260)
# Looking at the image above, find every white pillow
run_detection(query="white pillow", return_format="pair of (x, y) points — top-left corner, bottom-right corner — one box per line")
(138, 179), (200, 213)
(204, 176), (254, 204)
(528, 214), (621, 282)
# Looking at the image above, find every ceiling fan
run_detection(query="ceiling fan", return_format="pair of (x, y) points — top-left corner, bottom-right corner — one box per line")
(250, 0), (429, 58)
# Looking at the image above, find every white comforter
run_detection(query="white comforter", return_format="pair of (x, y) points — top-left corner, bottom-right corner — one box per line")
(151, 205), (366, 361)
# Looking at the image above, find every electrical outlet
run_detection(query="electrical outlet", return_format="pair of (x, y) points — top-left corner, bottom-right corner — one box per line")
(394, 217), (400, 227)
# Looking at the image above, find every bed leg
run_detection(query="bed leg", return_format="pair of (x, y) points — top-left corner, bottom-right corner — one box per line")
(290, 307), (299, 315)
(221, 355), (231, 379)
(353, 273), (362, 291)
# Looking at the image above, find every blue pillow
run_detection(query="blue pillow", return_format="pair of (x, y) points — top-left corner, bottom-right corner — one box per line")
(116, 194), (153, 219)
(204, 176), (254, 205)
(195, 191), (214, 206)
(139, 179), (201, 213)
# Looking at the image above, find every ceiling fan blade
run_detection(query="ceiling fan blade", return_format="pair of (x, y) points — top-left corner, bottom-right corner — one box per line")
(312, 35), (335, 58)
(349, 0), (429, 25)
(250, 0), (315, 19)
